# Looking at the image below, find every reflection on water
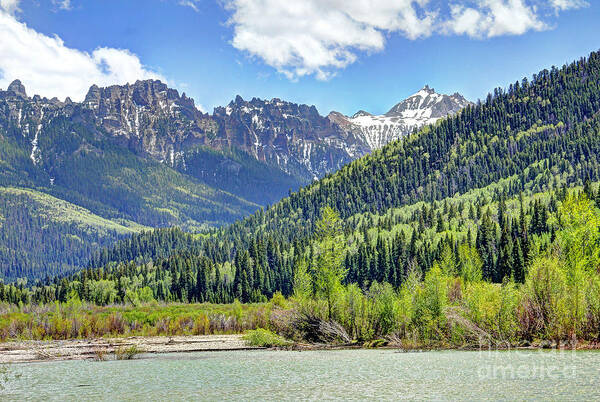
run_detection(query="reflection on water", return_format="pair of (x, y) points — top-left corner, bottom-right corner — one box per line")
(3, 349), (600, 400)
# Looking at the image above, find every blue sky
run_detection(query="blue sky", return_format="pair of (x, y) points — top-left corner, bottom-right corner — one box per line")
(0, 0), (597, 116)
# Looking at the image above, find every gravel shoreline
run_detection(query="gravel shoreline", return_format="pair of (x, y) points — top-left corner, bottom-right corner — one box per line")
(0, 335), (258, 363)
(3, 336), (597, 364)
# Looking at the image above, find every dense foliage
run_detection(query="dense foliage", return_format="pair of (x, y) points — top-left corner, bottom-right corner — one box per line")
(287, 194), (600, 344)
(4, 190), (600, 347)
(4, 182), (583, 307)
(0, 189), (132, 281)
(179, 145), (301, 206)
(0, 300), (269, 341)
(174, 50), (600, 250)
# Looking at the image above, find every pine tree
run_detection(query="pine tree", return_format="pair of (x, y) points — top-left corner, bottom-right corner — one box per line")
(196, 262), (208, 302)
(477, 209), (497, 281)
(512, 238), (525, 283)
(496, 224), (514, 282)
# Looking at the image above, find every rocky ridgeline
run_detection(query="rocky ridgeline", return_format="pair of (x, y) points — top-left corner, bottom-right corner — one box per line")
(0, 79), (471, 184)
(213, 95), (369, 181)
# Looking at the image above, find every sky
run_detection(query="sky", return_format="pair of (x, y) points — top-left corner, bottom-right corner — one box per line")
(0, 0), (598, 116)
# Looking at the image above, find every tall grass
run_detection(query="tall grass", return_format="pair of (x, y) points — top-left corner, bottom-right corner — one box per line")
(0, 301), (268, 341)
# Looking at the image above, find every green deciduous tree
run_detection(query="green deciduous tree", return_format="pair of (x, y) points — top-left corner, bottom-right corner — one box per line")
(312, 206), (346, 320)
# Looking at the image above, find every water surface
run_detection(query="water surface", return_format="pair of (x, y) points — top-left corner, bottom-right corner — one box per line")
(4, 349), (600, 400)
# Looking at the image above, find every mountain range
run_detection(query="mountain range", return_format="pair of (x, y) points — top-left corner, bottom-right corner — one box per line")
(2, 79), (468, 200)
(3, 49), (600, 286)
(0, 77), (469, 280)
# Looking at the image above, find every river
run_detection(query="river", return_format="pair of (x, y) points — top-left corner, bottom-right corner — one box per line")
(3, 349), (600, 400)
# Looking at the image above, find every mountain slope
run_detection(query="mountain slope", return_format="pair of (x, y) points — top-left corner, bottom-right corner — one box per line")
(0, 89), (260, 227)
(1, 79), (470, 208)
(0, 187), (149, 281)
(213, 96), (370, 182)
(212, 87), (470, 182)
(0, 76), (473, 281)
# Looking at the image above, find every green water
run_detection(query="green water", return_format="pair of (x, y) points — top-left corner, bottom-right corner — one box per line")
(3, 349), (600, 400)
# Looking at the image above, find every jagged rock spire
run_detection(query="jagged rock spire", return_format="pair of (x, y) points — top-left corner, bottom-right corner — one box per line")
(7, 80), (27, 97)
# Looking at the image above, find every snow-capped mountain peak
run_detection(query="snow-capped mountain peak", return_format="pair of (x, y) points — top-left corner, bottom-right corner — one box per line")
(330, 86), (471, 151)
(351, 110), (373, 118)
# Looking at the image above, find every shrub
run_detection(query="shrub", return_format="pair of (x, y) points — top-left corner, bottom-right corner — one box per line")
(369, 282), (399, 337)
(520, 256), (567, 339)
(243, 328), (291, 347)
(585, 275), (600, 340)
(93, 349), (107, 361)
(269, 291), (288, 309)
(337, 283), (372, 341)
(462, 281), (519, 342)
(114, 345), (143, 360)
(107, 313), (126, 335)
(413, 265), (448, 340)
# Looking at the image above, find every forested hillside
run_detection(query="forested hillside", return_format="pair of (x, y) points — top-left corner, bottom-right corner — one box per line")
(14, 180), (573, 305)
(10, 50), (600, 302)
(93, 49), (600, 271)
(256, 51), (600, 237)
(0, 187), (150, 282)
(1, 74), (469, 281)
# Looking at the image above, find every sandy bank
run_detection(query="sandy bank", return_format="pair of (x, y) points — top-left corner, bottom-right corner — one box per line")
(0, 334), (258, 364)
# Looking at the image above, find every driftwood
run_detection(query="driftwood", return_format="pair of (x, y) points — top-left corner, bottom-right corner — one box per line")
(291, 312), (350, 344)
(444, 306), (494, 346)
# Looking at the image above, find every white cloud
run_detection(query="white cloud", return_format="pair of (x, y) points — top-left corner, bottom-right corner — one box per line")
(550, 0), (588, 11)
(54, 0), (72, 11)
(446, 0), (546, 38)
(225, 0), (435, 80)
(0, 0), (20, 14)
(0, 11), (165, 101)
(179, 1), (199, 12)
(224, 0), (587, 80)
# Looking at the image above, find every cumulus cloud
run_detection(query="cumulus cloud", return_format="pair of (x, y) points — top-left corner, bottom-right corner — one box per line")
(446, 0), (546, 38)
(225, 0), (435, 80)
(0, 0), (20, 14)
(0, 11), (164, 101)
(224, 0), (587, 80)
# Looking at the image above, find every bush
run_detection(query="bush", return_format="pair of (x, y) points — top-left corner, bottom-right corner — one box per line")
(520, 256), (567, 339)
(243, 328), (291, 347)
(114, 345), (143, 360)
(462, 281), (519, 342)
(413, 265), (448, 340)
(585, 275), (600, 340)
(269, 292), (288, 309)
(337, 284), (372, 341)
(369, 282), (400, 337)
(93, 349), (108, 361)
